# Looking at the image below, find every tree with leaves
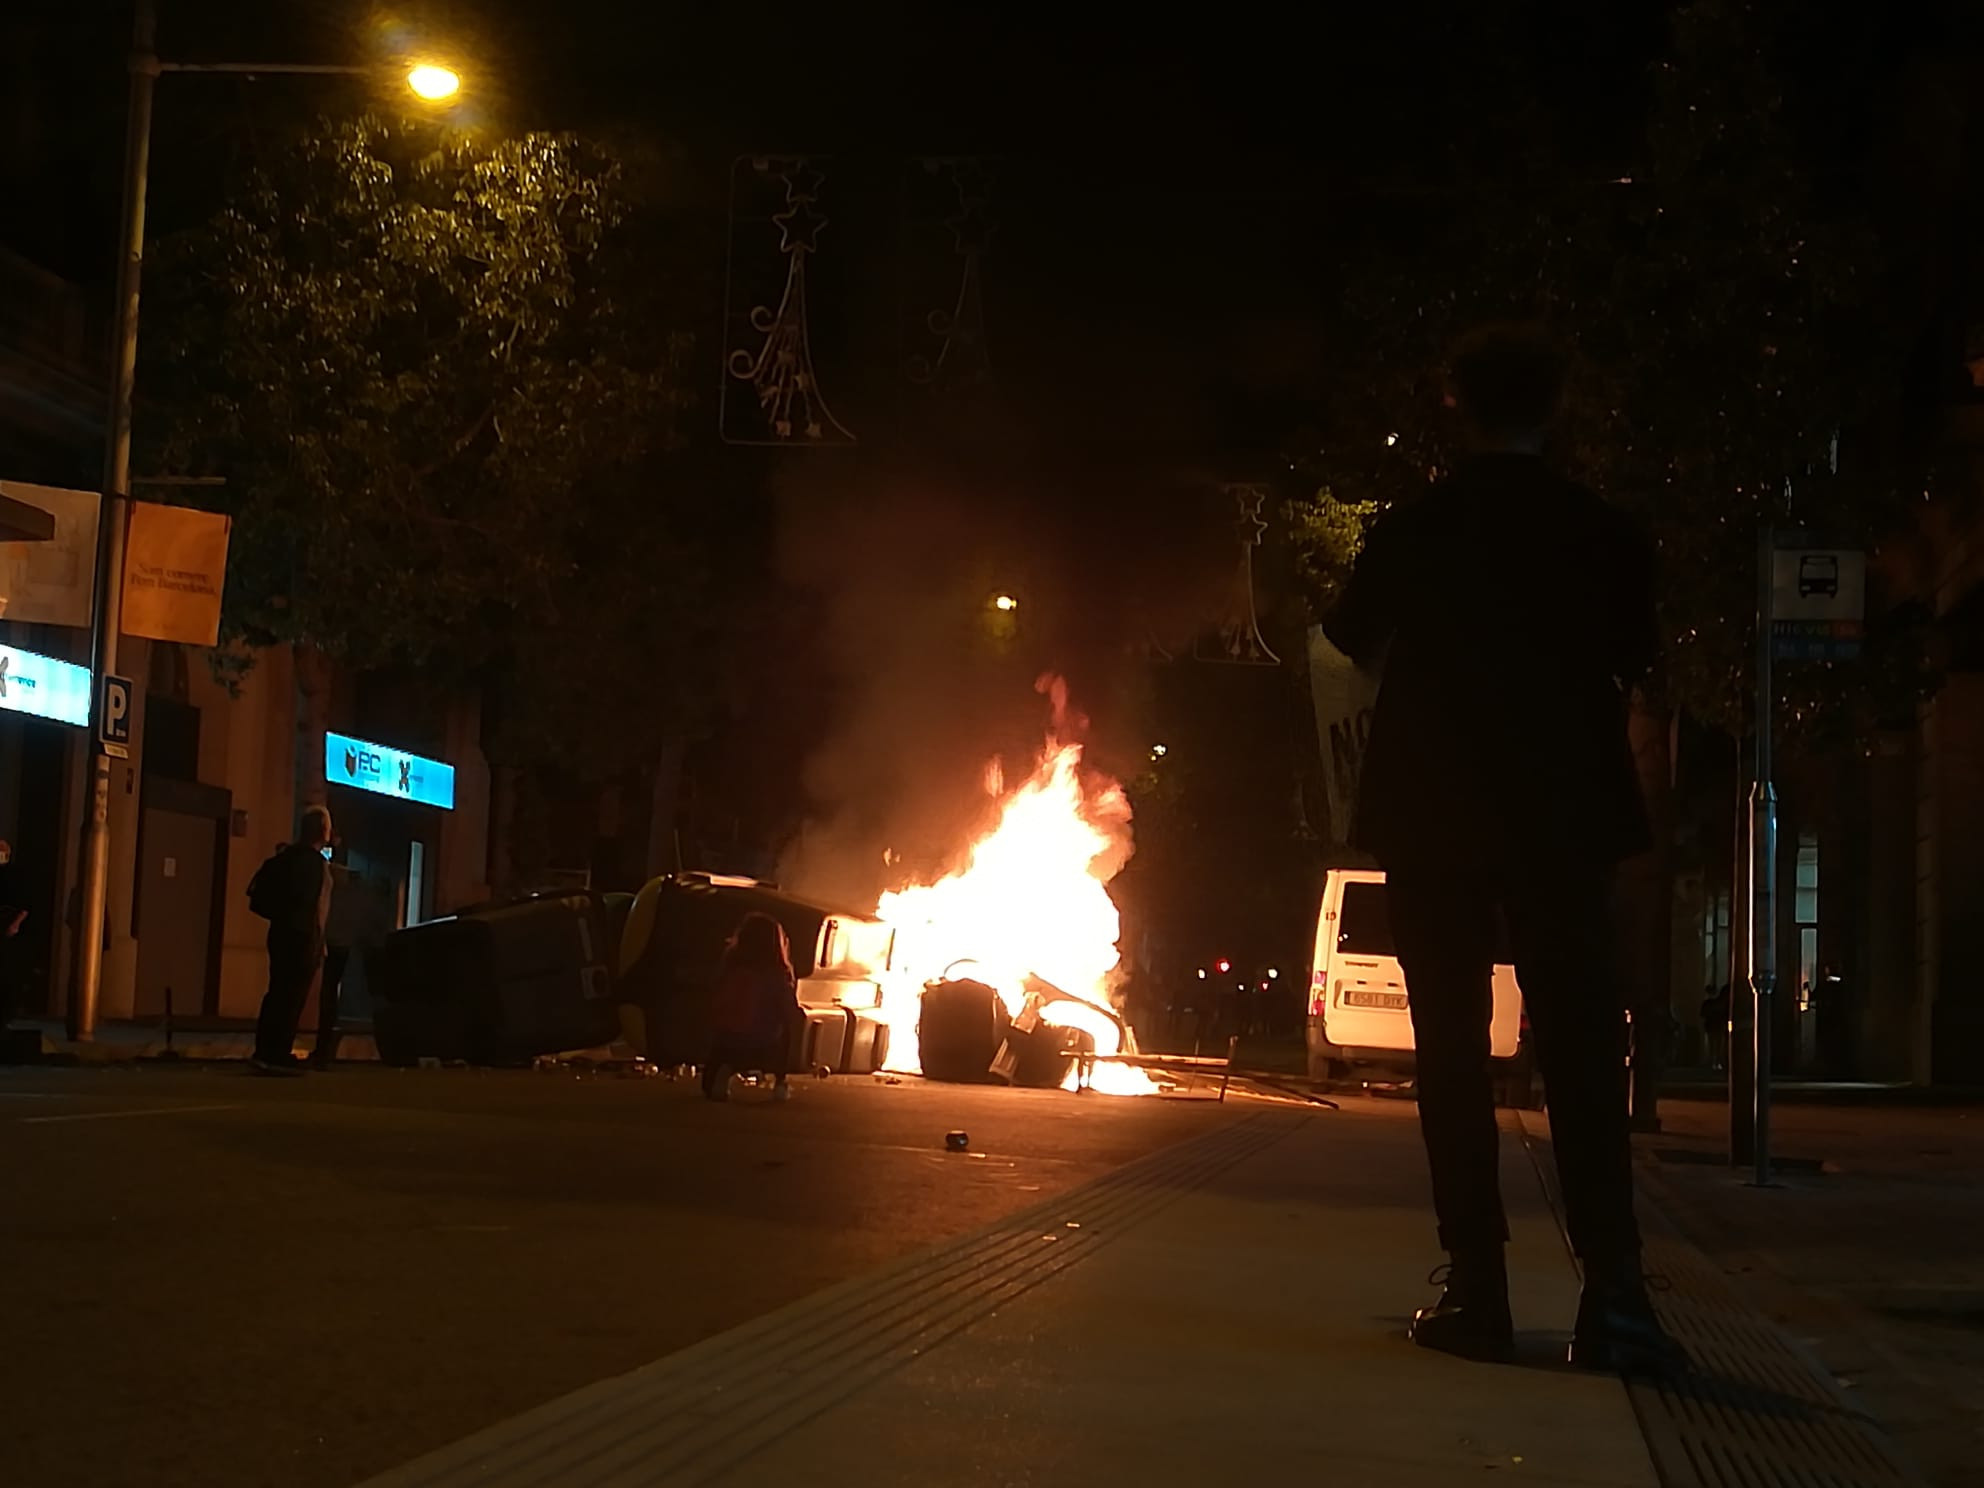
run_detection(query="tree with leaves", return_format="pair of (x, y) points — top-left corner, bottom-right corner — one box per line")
(144, 116), (681, 804)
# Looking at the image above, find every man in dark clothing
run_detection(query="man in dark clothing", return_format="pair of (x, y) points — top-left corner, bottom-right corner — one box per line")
(251, 806), (333, 1075)
(1700, 984), (1731, 1071)
(311, 857), (360, 1068)
(1325, 324), (1684, 1375)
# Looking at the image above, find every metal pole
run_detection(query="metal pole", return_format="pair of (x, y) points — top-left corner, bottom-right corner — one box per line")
(1728, 728), (1753, 1165)
(70, 0), (157, 1040)
(158, 61), (369, 76)
(1749, 524), (1778, 1186)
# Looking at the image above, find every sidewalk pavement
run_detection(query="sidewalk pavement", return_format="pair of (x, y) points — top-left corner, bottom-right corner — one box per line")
(1633, 1098), (1984, 1486)
(359, 1101), (1671, 1488)
(13, 1018), (378, 1064)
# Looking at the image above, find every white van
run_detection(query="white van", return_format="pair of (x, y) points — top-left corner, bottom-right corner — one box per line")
(1307, 868), (1536, 1102)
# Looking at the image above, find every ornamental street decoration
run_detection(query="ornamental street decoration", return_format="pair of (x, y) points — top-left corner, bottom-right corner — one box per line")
(722, 156), (857, 446)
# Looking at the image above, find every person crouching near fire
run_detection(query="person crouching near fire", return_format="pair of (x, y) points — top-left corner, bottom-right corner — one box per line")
(703, 912), (804, 1103)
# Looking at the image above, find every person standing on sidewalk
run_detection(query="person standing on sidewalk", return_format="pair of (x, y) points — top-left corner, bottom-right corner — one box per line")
(1325, 324), (1686, 1375)
(247, 806), (333, 1075)
(311, 853), (361, 1068)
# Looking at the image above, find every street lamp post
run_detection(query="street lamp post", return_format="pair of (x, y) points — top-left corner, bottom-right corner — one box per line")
(69, 0), (458, 1038)
(71, 0), (158, 1039)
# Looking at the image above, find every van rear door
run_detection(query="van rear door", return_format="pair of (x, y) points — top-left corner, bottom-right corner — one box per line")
(1312, 869), (1526, 1063)
(1318, 871), (1415, 1055)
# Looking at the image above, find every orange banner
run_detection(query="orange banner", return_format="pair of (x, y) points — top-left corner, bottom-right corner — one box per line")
(121, 502), (231, 647)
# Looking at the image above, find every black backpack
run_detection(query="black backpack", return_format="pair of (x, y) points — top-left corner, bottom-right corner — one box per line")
(247, 846), (294, 921)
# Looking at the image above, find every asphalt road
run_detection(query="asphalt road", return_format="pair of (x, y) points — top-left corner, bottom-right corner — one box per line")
(0, 1063), (1244, 1488)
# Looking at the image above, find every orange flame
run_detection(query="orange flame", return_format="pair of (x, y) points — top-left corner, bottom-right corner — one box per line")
(874, 693), (1152, 1094)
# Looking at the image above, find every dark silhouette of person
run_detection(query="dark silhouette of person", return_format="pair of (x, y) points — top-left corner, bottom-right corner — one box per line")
(311, 854), (361, 1068)
(250, 806), (333, 1074)
(1325, 323), (1685, 1375)
(1700, 983), (1731, 1071)
(1814, 964), (1852, 1079)
(703, 912), (803, 1102)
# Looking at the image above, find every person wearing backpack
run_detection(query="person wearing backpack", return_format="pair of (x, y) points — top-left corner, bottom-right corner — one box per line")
(247, 806), (334, 1075)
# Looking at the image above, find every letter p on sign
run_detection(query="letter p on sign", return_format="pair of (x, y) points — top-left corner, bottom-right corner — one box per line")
(100, 674), (132, 759)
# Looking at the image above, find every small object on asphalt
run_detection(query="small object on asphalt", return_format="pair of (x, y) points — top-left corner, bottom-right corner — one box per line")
(945, 1130), (970, 1151)
(872, 1072), (902, 1085)
(418, 1057), (442, 1070)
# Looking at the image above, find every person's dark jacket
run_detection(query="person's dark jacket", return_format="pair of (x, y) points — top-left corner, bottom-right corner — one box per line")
(710, 962), (800, 1043)
(1324, 452), (1658, 872)
(262, 842), (332, 950)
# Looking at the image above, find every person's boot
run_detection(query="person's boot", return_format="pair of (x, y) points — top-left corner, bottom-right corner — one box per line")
(1410, 1246), (1514, 1363)
(1568, 1254), (1690, 1376)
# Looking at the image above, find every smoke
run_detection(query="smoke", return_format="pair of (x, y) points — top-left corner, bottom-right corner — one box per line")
(772, 456), (1229, 911)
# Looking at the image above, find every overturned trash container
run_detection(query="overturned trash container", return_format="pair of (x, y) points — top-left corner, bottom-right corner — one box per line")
(917, 978), (1012, 1084)
(370, 891), (622, 1065)
(615, 872), (896, 1070)
(997, 1010), (1097, 1089)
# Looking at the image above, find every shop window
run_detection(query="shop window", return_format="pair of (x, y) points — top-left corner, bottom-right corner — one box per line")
(1794, 831), (1819, 1010)
(1794, 831), (1818, 926)
(1702, 889), (1731, 993)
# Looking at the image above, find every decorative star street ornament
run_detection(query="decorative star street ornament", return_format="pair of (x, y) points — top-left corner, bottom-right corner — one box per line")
(722, 155), (856, 445)
(1195, 482), (1281, 667)
(1234, 486), (1269, 547)
(773, 195), (828, 255)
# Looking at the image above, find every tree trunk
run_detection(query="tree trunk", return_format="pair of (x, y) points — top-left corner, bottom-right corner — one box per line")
(1620, 690), (1675, 1132)
(293, 641), (333, 828)
(645, 735), (687, 881)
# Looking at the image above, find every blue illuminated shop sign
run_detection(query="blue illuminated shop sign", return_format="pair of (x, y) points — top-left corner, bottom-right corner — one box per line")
(0, 642), (92, 728)
(325, 731), (455, 810)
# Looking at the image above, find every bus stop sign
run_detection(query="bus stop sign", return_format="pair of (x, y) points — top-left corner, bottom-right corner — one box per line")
(1770, 548), (1864, 662)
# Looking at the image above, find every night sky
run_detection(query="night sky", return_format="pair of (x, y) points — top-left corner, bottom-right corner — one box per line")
(7, 3), (1676, 280)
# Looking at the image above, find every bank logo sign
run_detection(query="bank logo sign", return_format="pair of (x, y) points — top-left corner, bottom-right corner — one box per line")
(0, 642), (92, 728)
(325, 730), (456, 810)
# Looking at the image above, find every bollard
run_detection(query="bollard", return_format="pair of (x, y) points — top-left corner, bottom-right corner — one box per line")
(159, 985), (182, 1061)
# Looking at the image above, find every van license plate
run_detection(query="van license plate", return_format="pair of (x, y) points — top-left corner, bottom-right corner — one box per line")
(1343, 989), (1408, 1010)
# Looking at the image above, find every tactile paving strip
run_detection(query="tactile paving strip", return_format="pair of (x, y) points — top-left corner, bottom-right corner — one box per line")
(1516, 1115), (1925, 1488)
(1627, 1226), (1924, 1488)
(360, 1109), (1302, 1488)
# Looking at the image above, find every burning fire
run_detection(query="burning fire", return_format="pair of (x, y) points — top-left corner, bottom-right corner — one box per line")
(873, 685), (1153, 1095)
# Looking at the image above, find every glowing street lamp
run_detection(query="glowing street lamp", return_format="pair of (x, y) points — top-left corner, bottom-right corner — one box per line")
(406, 63), (461, 100)
(992, 593), (1019, 612)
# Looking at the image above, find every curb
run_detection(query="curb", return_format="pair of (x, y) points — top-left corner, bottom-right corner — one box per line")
(21, 1032), (382, 1065)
